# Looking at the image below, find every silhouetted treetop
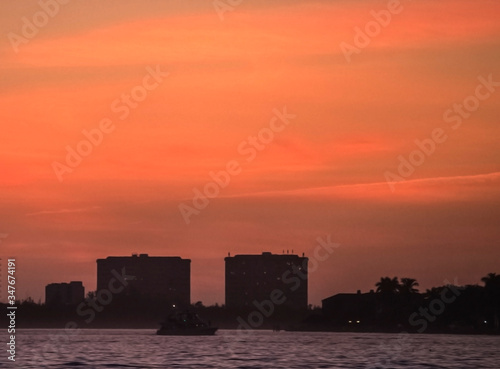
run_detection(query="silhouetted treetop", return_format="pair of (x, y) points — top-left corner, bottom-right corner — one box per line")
(399, 277), (419, 294)
(375, 277), (400, 294)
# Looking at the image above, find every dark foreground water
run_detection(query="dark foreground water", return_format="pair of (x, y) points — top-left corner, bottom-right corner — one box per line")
(2, 329), (499, 368)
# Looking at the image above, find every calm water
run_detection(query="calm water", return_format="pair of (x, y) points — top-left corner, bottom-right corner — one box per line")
(2, 329), (499, 368)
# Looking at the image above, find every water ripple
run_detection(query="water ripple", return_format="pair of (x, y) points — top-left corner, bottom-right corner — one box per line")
(4, 329), (500, 368)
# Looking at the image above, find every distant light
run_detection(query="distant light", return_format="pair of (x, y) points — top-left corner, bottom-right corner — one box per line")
(348, 320), (352, 324)
(484, 320), (487, 324)
(173, 304), (176, 308)
(356, 320), (360, 324)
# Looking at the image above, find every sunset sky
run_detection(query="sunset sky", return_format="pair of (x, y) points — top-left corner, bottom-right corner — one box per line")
(1, 0), (499, 306)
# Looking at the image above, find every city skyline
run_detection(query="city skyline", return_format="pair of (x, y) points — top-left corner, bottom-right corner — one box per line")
(22, 249), (500, 308)
(1, 0), (500, 308)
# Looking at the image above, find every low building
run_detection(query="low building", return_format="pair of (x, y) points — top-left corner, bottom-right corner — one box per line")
(322, 291), (378, 324)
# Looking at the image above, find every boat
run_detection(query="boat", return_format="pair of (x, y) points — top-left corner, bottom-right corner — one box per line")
(156, 308), (218, 336)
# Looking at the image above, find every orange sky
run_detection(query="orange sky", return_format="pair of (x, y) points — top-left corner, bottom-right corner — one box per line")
(1, 0), (499, 306)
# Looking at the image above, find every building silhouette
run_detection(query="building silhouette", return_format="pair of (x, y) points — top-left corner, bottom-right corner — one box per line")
(322, 291), (378, 324)
(225, 252), (308, 310)
(322, 290), (425, 326)
(45, 281), (84, 307)
(96, 254), (190, 306)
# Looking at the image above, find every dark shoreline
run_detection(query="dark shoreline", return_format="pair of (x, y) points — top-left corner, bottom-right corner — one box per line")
(11, 326), (500, 336)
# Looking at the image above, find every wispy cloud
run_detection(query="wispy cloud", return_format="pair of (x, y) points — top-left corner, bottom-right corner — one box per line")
(0, 233), (9, 243)
(216, 172), (500, 200)
(26, 206), (101, 217)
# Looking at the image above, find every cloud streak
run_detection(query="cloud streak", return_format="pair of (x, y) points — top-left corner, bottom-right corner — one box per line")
(26, 206), (102, 217)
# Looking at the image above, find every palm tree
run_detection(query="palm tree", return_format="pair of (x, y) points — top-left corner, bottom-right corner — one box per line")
(375, 277), (400, 295)
(481, 273), (500, 331)
(481, 273), (500, 290)
(399, 278), (419, 294)
(424, 287), (442, 299)
(86, 291), (96, 300)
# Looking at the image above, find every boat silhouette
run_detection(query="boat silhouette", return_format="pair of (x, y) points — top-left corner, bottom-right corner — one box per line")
(156, 308), (218, 336)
